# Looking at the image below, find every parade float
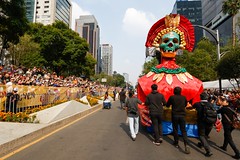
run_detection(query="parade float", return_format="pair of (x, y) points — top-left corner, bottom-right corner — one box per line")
(137, 14), (203, 137)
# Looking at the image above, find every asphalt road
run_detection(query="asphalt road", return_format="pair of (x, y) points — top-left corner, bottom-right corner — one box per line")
(5, 100), (240, 160)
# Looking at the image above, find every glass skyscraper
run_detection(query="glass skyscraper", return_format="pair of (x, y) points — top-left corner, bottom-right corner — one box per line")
(172, 0), (203, 47)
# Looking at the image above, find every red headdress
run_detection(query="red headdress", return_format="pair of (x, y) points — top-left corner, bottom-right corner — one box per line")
(145, 14), (195, 52)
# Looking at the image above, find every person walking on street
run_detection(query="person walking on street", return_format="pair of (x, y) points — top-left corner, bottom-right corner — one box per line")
(166, 86), (190, 154)
(216, 96), (240, 159)
(191, 92), (214, 157)
(119, 88), (126, 110)
(125, 90), (144, 141)
(113, 88), (117, 101)
(145, 84), (166, 146)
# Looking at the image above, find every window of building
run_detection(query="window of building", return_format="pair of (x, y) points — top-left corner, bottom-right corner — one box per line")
(44, 6), (49, 8)
(45, 1), (49, 3)
(44, 10), (49, 13)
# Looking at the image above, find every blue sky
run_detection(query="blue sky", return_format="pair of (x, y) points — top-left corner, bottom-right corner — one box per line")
(71, 0), (176, 85)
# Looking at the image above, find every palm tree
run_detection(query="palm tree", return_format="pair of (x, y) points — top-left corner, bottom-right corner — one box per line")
(222, 0), (240, 46)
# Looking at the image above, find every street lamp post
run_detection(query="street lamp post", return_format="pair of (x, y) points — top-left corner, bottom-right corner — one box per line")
(193, 25), (222, 92)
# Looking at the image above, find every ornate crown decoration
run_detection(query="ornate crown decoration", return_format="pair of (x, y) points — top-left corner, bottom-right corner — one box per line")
(165, 14), (180, 28)
(146, 14), (195, 52)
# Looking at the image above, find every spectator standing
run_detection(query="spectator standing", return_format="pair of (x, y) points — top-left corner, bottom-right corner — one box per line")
(125, 90), (144, 141)
(113, 88), (117, 101)
(119, 88), (126, 110)
(11, 88), (20, 113)
(192, 92), (214, 157)
(145, 84), (166, 146)
(217, 96), (240, 159)
(166, 86), (190, 154)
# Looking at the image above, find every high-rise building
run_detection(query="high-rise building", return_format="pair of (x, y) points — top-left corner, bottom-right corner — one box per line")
(172, 0), (203, 47)
(100, 44), (113, 76)
(122, 73), (129, 83)
(25, 0), (37, 23)
(24, 0), (72, 27)
(201, 0), (236, 45)
(75, 15), (101, 73)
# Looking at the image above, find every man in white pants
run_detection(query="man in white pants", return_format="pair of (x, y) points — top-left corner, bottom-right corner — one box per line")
(125, 90), (144, 141)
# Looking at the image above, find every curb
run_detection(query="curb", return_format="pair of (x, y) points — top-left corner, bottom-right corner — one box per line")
(0, 103), (103, 157)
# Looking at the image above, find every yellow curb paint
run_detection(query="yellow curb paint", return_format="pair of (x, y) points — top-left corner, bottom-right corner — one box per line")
(0, 107), (102, 160)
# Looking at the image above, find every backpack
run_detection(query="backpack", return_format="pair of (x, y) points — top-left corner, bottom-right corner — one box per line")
(202, 102), (217, 124)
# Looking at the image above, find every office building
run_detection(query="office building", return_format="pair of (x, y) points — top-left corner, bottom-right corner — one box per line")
(75, 15), (101, 73)
(172, 0), (203, 47)
(201, 0), (237, 45)
(123, 73), (129, 83)
(25, 0), (37, 23)
(101, 44), (113, 76)
(24, 0), (72, 27)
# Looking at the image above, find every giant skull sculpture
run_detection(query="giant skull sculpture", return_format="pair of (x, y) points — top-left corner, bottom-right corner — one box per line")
(137, 14), (203, 129)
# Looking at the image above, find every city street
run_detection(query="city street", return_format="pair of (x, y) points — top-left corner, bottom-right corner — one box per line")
(4, 100), (240, 160)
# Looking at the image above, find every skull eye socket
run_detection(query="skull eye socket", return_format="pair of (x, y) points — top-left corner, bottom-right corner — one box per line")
(163, 38), (169, 43)
(173, 38), (179, 43)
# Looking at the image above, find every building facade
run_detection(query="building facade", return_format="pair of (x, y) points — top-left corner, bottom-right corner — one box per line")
(24, 0), (72, 27)
(100, 44), (113, 76)
(122, 73), (129, 83)
(201, 0), (240, 46)
(25, 0), (37, 23)
(172, 0), (203, 47)
(75, 15), (101, 73)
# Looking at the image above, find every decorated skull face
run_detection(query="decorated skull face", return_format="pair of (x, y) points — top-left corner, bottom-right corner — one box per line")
(160, 31), (180, 58)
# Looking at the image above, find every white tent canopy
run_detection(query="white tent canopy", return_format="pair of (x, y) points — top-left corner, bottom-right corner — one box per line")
(203, 79), (238, 89)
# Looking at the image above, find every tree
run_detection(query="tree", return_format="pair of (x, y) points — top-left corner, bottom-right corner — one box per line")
(222, 0), (240, 46)
(111, 73), (125, 87)
(0, 0), (29, 63)
(8, 34), (45, 67)
(216, 46), (240, 88)
(81, 53), (97, 78)
(142, 57), (158, 75)
(27, 21), (91, 76)
(177, 39), (218, 81)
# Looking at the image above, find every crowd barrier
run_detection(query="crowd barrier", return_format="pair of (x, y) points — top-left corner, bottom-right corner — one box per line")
(0, 85), (107, 113)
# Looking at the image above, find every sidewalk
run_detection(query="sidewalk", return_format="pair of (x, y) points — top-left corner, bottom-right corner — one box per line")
(0, 100), (103, 157)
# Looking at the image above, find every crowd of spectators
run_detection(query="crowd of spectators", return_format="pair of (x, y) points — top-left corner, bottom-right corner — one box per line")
(205, 88), (240, 112)
(0, 64), (109, 96)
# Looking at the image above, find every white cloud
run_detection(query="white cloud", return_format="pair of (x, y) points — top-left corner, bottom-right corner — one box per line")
(122, 8), (157, 36)
(71, 1), (91, 30)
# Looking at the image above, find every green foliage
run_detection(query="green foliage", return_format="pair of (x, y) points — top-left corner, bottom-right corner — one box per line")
(8, 34), (46, 67)
(222, 0), (240, 15)
(176, 39), (218, 81)
(111, 73), (125, 87)
(0, 0), (29, 59)
(81, 53), (97, 78)
(142, 57), (158, 75)
(216, 46), (240, 87)
(26, 21), (94, 77)
(92, 72), (125, 87)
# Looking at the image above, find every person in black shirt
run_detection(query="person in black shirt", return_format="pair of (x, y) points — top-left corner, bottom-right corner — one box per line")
(145, 84), (166, 146)
(166, 86), (190, 154)
(192, 92), (213, 157)
(119, 88), (126, 110)
(217, 96), (240, 159)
